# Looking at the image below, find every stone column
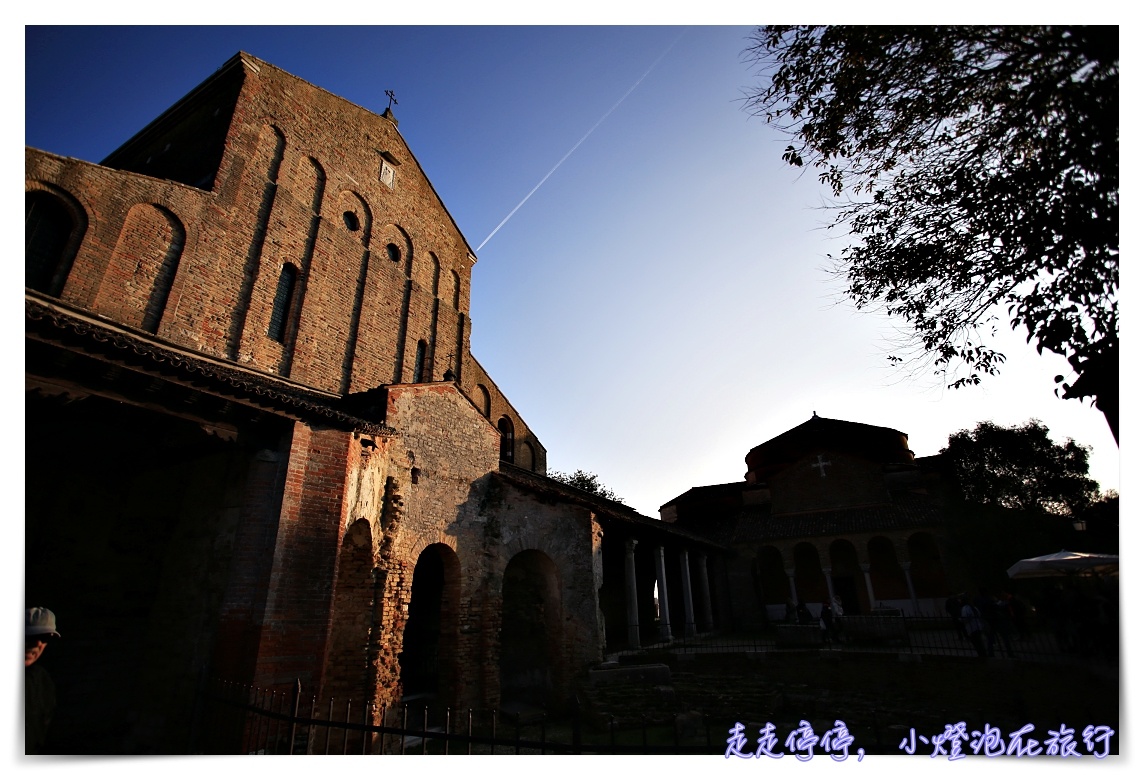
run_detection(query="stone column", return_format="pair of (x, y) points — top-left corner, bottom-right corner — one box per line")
(822, 567), (836, 605)
(902, 561), (919, 616)
(785, 567), (798, 606)
(679, 550), (696, 637)
(655, 546), (673, 642)
(696, 553), (714, 632)
(860, 563), (876, 611)
(624, 539), (640, 649)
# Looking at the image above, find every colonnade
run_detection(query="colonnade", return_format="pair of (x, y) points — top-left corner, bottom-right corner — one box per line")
(622, 539), (714, 649)
(781, 560), (921, 615)
(757, 531), (949, 618)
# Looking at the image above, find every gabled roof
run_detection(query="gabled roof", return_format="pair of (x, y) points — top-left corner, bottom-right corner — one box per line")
(102, 52), (479, 259)
(746, 414), (913, 481)
(660, 481), (745, 511)
(496, 464), (727, 550)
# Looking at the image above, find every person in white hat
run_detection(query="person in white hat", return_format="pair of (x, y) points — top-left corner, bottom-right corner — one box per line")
(26, 607), (59, 754)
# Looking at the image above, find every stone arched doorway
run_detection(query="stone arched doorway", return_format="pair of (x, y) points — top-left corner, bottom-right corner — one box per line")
(399, 543), (460, 708)
(499, 550), (562, 708)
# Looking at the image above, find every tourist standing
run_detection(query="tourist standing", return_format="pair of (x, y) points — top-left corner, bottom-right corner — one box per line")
(25, 607), (60, 754)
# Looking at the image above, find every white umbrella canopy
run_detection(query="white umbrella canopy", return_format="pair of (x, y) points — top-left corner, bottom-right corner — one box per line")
(1006, 550), (1119, 579)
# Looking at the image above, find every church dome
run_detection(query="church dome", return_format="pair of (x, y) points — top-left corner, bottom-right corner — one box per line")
(745, 414), (913, 482)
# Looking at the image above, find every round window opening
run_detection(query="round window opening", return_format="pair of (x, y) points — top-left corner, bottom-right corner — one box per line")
(343, 211), (360, 231)
(386, 243), (401, 262)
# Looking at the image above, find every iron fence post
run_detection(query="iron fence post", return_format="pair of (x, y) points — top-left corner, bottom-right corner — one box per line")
(445, 707), (451, 755)
(363, 699), (371, 754)
(287, 680), (301, 755)
(342, 699), (352, 754)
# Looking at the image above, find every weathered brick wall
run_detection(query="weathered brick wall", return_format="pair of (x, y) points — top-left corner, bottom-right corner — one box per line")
(26, 150), (214, 337)
(322, 517), (378, 711)
(250, 422), (356, 690)
(380, 384), (501, 707)
(474, 479), (606, 708)
(27, 52), (546, 458)
(27, 54), (475, 388)
(211, 435), (294, 687)
(314, 384), (601, 711)
(770, 451), (892, 515)
(214, 57), (475, 393)
(464, 354), (547, 472)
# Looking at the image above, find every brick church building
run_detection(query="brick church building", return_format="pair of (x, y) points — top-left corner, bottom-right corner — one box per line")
(661, 414), (953, 623)
(26, 53), (729, 753)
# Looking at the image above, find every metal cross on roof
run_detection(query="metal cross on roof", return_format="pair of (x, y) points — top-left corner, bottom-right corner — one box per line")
(810, 454), (832, 478)
(385, 90), (398, 110)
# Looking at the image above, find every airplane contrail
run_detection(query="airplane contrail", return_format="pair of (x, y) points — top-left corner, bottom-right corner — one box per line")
(475, 32), (686, 253)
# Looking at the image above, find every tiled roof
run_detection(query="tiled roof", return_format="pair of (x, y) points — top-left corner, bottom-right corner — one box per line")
(496, 464), (727, 549)
(26, 293), (395, 436)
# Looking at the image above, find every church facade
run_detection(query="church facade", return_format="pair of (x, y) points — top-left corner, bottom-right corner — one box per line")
(661, 414), (953, 623)
(26, 53), (725, 753)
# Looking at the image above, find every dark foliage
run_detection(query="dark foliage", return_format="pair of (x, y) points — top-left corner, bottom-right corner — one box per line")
(942, 419), (1099, 517)
(547, 469), (623, 503)
(1078, 490), (1119, 554)
(744, 27), (1118, 438)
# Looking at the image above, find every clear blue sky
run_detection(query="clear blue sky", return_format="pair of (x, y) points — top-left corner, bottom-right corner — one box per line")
(25, 24), (1120, 518)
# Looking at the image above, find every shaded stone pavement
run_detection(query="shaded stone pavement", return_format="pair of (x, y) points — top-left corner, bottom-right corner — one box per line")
(578, 649), (1120, 755)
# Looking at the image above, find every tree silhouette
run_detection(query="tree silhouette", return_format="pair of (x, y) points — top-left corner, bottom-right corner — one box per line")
(547, 469), (623, 503)
(744, 27), (1118, 441)
(941, 419), (1099, 518)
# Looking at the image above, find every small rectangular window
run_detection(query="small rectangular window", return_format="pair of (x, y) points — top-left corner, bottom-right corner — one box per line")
(380, 160), (395, 189)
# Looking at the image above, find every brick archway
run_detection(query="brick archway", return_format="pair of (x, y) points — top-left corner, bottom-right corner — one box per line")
(399, 543), (461, 709)
(499, 549), (562, 709)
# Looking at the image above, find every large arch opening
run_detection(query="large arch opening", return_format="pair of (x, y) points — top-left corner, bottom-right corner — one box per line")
(868, 535), (910, 604)
(828, 539), (865, 614)
(755, 545), (788, 620)
(25, 388), (283, 752)
(792, 542), (828, 610)
(399, 544), (460, 708)
(323, 519), (377, 707)
(499, 550), (561, 708)
(907, 532), (948, 601)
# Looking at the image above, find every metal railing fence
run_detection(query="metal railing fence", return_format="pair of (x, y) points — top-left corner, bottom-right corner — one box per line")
(198, 679), (726, 755)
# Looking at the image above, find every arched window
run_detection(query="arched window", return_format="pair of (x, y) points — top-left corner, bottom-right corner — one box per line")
(474, 384), (491, 417)
(268, 263), (298, 343)
(26, 191), (82, 295)
(497, 416), (515, 463)
(413, 339), (428, 382)
(141, 211), (185, 334)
